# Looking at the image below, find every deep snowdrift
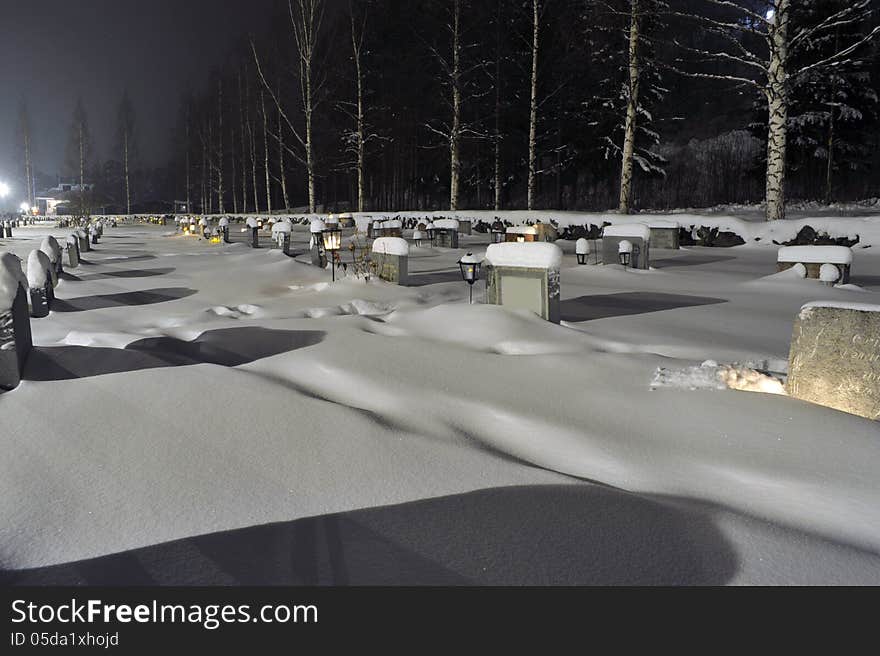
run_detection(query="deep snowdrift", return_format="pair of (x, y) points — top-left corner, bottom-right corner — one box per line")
(1, 220), (879, 584)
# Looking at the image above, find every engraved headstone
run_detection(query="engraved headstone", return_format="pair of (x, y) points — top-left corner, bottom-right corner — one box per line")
(66, 236), (80, 268)
(485, 242), (561, 323)
(787, 302), (880, 421)
(648, 221), (680, 249)
(370, 237), (409, 285)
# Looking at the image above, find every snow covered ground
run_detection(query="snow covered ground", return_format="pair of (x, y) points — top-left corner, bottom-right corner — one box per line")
(1, 217), (879, 585)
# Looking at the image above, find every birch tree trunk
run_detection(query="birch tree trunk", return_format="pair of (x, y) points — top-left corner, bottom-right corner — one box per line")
(239, 70), (249, 212)
(305, 73), (316, 214)
(185, 105), (192, 213)
(261, 89), (272, 214)
(231, 122), (239, 214)
(246, 74), (260, 212)
(217, 79), (225, 214)
(79, 123), (85, 215)
(618, 0), (640, 215)
(825, 106), (835, 204)
(493, 0), (502, 211)
(123, 130), (131, 215)
(277, 81), (290, 211)
(290, 0), (322, 214)
(22, 111), (34, 208)
(527, 0), (540, 210)
(449, 0), (461, 211)
(765, 0), (790, 222)
(350, 2), (366, 212)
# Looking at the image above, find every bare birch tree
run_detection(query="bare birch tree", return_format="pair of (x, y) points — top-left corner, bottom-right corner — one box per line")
(115, 91), (136, 215)
(17, 102), (35, 209)
(527, 0), (543, 210)
(65, 99), (93, 216)
(290, 0), (324, 213)
(670, 0), (880, 221)
(350, 0), (367, 212)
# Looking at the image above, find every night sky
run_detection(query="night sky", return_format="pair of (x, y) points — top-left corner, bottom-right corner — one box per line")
(0, 0), (278, 192)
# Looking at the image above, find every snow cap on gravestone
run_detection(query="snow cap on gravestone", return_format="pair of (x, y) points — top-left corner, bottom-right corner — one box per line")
(26, 250), (51, 290)
(0, 251), (28, 311)
(485, 242), (562, 269)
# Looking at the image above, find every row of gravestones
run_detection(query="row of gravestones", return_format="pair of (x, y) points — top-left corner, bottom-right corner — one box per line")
(0, 225), (101, 390)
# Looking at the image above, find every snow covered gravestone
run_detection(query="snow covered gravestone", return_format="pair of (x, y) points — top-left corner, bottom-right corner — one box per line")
(272, 220), (292, 254)
(777, 246), (852, 284)
(0, 252), (33, 390)
(647, 220), (680, 249)
(378, 219), (402, 237)
(505, 225), (537, 242)
(533, 222), (558, 243)
(219, 216), (230, 242)
(485, 242), (562, 323)
(432, 219), (460, 248)
(27, 250), (54, 318)
(787, 302), (880, 421)
(77, 228), (90, 253)
(40, 236), (63, 278)
(66, 235), (80, 268)
(309, 218), (327, 267)
(245, 217), (260, 248)
(601, 224), (650, 269)
(371, 237), (409, 285)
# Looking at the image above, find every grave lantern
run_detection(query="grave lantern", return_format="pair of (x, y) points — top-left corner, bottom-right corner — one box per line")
(458, 253), (482, 304)
(576, 238), (590, 265)
(322, 227), (343, 281)
(618, 240), (633, 268)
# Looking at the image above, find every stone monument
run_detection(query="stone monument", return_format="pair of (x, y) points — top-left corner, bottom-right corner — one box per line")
(787, 301), (880, 421)
(485, 242), (562, 323)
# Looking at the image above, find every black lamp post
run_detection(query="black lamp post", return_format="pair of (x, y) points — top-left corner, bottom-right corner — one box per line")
(458, 253), (482, 304)
(322, 227), (343, 281)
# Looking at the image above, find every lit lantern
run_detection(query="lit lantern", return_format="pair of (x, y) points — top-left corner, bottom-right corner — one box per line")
(458, 252), (482, 304)
(516, 235), (525, 243)
(321, 227), (343, 281)
(618, 239), (633, 267)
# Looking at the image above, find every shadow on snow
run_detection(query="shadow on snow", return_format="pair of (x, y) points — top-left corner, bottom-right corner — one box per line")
(22, 327), (326, 381)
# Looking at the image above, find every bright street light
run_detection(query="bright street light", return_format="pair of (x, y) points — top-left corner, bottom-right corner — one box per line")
(0, 182), (10, 198)
(20, 202), (30, 212)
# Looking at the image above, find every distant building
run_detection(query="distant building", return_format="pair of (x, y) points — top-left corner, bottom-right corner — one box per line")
(35, 197), (66, 215)
(47, 181), (95, 194)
